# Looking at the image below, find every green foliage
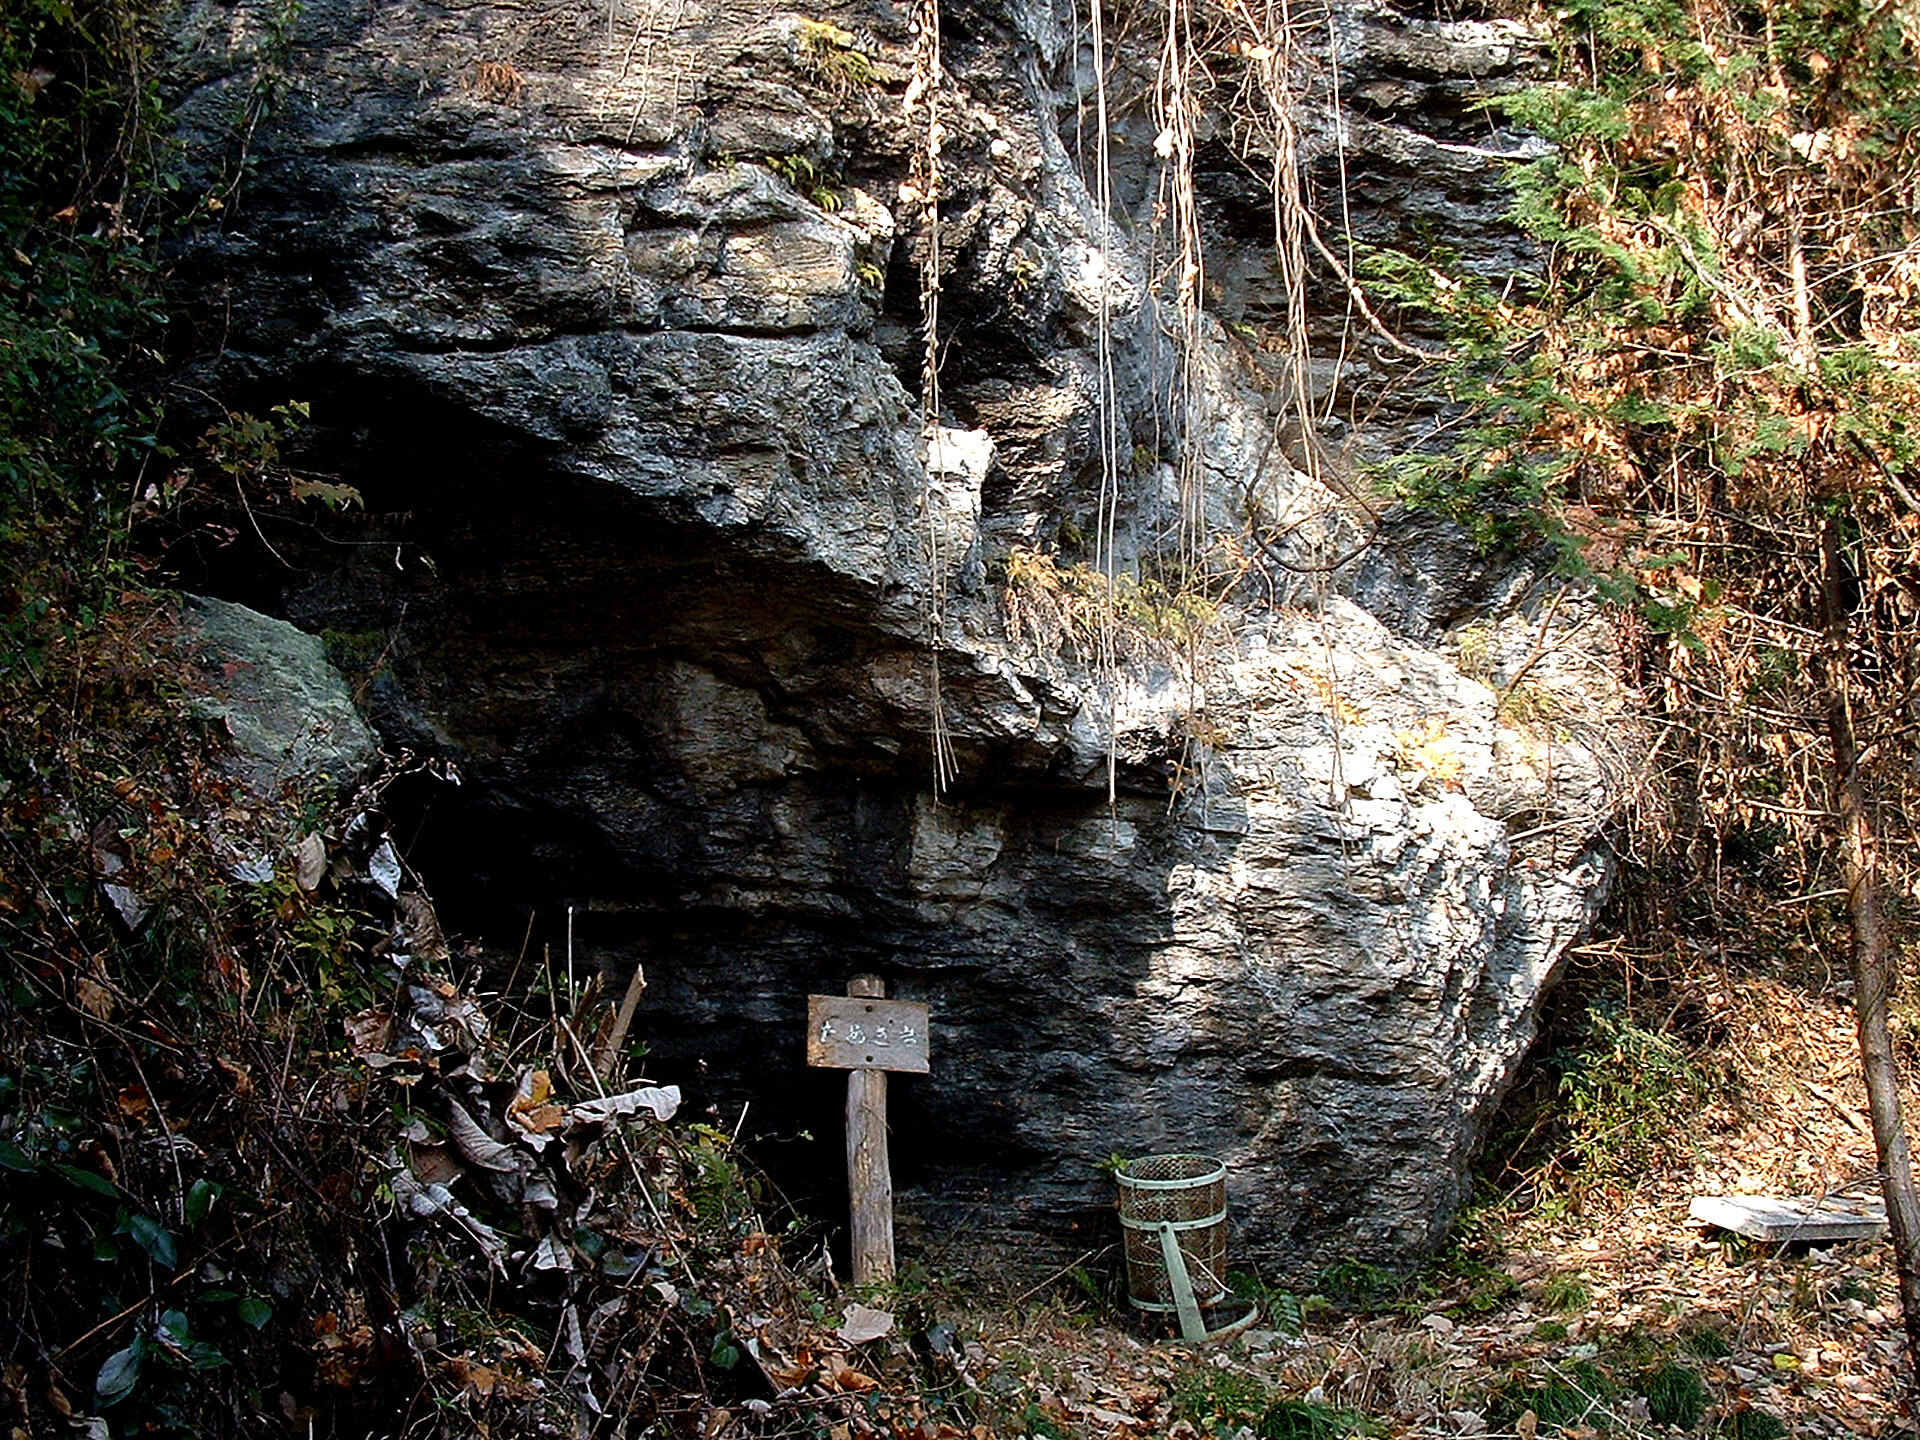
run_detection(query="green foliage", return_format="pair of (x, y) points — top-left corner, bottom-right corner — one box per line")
(1361, 0), (1920, 688)
(1643, 1361), (1712, 1428)
(1172, 1363), (1270, 1432)
(1719, 1407), (1788, 1440)
(762, 151), (843, 211)
(1487, 1361), (1619, 1431)
(1229, 1268), (1303, 1335)
(1538, 1272), (1591, 1316)
(0, 14), (408, 1427)
(1315, 1258), (1407, 1310)
(1017, 1400), (1072, 1440)
(1258, 1399), (1382, 1439)
(1555, 1000), (1717, 1183)
(1680, 1320), (1733, 1359)
(795, 18), (881, 95)
(1000, 546), (1222, 668)
(682, 1125), (761, 1231)
(0, 0), (172, 581)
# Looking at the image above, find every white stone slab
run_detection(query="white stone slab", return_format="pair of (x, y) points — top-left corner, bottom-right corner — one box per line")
(1689, 1194), (1886, 1242)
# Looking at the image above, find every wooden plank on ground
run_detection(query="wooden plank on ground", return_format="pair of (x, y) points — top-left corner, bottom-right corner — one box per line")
(1689, 1194), (1887, 1242)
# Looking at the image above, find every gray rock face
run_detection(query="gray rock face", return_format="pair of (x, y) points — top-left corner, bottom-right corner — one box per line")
(164, 0), (1633, 1276)
(178, 593), (378, 803)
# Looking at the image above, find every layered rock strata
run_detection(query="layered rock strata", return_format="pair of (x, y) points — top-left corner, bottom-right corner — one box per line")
(166, 0), (1633, 1274)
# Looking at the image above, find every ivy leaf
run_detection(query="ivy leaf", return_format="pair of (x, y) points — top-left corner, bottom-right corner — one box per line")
(95, 1340), (143, 1406)
(236, 1295), (272, 1329)
(0, 1139), (35, 1172)
(53, 1163), (118, 1198)
(184, 1177), (222, 1228)
(123, 1213), (178, 1270)
(157, 1309), (191, 1347)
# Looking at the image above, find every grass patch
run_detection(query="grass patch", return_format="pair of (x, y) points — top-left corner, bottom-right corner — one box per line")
(1540, 1272), (1591, 1315)
(1643, 1362), (1712, 1429)
(1487, 1361), (1619, 1431)
(1258, 1398), (1382, 1439)
(1719, 1409), (1788, 1440)
(1173, 1365), (1270, 1430)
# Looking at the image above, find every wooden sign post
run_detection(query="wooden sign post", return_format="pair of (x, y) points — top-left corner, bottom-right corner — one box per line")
(805, 975), (930, 1285)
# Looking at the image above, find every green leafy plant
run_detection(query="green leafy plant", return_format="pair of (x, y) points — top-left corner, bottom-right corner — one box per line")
(1719, 1407), (1788, 1440)
(1555, 1001), (1717, 1183)
(1486, 1361), (1620, 1431)
(795, 18), (881, 95)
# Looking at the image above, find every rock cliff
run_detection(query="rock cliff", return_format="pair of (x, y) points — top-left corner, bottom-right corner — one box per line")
(165, 0), (1639, 1275)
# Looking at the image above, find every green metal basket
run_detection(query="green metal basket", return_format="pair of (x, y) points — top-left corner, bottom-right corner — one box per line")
(1116, 1153), (1229, 1338)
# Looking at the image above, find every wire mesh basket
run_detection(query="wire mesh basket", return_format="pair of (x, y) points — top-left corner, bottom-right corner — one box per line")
(1115, 1153), (1228, 1313)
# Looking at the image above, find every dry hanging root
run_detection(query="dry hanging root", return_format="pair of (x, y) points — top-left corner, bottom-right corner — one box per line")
(1154, 0), (1207, 573)
(908, 0), (956, 793)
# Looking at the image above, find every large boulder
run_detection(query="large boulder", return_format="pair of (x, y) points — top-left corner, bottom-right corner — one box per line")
(163, 0), (1630, 1275)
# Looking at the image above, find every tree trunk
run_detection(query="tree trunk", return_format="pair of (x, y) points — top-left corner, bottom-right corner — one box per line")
(1819, 513), (1920, 1384)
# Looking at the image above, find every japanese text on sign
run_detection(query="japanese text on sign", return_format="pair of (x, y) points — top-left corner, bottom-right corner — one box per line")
(805, 994), (931, 1074)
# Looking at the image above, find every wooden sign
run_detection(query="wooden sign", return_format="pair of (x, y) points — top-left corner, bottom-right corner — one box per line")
(805, 976), (928, 1285)
(806, 994), (931, 1074)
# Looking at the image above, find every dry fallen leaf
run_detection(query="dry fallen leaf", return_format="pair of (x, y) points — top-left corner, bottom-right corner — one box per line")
(508, 1068), (566, 1139)
(344, 1007), (394, 1057)
(829, 1362), (880, 1393)
(839, 1303), (895, 1345)
(406, 1140), (461, 1187)
(76, 975), (114, 1020)
(445, 1098), (519, 1172)
(293, 831), (327, 892)
(445, 1357), (498, 1396)
(567, 1084), (681, 1125)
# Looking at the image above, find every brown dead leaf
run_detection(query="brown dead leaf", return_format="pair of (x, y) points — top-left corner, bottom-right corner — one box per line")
(407, 1140), (461, 1186)
(115, 1085), (150, 1122)
(830, 1363), (880, 1393)
(508, 1069), (565, 1136)
(446, 1098), (518, 1171)
(1515, 1409), (1538, 1440)
(76, 975), (114, 1020)
(76, 1140), (116, 1185)
(838, 1303), (895, 1345)
(445, 1357), (498, 1396)
(765, 1350), (817, 1388)
(398, 892), (449, 964)
(216, 1056), (253, 1096)
(344, 1007), (394, 1057)
(293, 831), (327, 892)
